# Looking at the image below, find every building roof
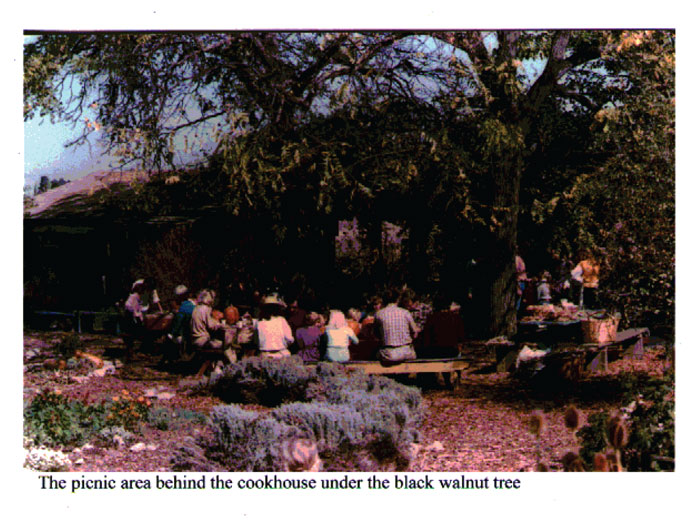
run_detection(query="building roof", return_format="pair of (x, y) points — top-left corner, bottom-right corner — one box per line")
(25, 170), (151, 220)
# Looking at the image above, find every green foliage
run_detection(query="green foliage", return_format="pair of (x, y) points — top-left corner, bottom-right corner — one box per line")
(24, 31), (674, 334)
(103, 391), (151, 430)
(23, 390), (106, 448)
(522, 31), (674, 330)
(576, 411), (610, 465)
(577, 370), (675, 471)
(618, 371), (675, 471)
(24, 389), (155, 448)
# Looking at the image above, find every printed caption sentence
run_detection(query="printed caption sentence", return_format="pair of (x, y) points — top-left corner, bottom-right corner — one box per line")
(39, 474), (521, 493)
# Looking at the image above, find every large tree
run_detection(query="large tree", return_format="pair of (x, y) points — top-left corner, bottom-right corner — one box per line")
(24, 30), (674, 335)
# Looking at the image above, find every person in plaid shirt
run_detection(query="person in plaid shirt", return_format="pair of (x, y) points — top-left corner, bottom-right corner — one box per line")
(375, 289), (420, 363)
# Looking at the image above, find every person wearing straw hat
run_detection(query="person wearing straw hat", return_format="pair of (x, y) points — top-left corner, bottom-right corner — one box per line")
(255, 293), (294, 358)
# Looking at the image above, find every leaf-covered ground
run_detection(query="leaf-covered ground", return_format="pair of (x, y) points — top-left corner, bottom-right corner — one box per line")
(22, 331), (672, 472)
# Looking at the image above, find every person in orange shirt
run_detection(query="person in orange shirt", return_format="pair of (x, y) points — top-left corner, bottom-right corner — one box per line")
(571, 250), (601, 309)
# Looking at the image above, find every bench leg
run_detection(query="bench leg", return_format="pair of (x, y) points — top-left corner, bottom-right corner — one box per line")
(623, 337), (645, 360)
(196, 359), (213, 378)
(587, 349), (608, 372)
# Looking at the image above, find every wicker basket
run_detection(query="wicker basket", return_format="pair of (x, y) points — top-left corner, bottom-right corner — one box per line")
(581, 315), (620, 344)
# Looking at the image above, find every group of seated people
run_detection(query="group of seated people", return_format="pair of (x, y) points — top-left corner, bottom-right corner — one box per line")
(125, 279), (467, 368)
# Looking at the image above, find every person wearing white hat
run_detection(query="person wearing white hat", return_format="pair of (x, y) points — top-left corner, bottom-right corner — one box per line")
(255, 294), (293, 358)
(131, 277), (163, 313)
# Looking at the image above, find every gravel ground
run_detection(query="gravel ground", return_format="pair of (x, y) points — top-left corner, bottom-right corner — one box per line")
(22, 330), (672, 472)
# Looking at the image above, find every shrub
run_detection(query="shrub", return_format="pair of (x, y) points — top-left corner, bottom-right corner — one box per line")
(147, 407), (175, 431)
(210, 356), (314, 406)
(272, 402), (366, 451)
(24, 390), (106, 448)
(206, 357), (425, 471)
(577, 370), (675, 471)
(24, 389), (155, 448)
(209, 405), (301, 471)
(104, 390), (152, 431)
(97, 425), (136, 446)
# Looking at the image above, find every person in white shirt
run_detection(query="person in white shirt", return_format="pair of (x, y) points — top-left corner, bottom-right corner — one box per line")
(322, 310), (359, 362)
(537, 271), (553, 305)
(255, 294), (294, 358)
(131, 278), (163, 313)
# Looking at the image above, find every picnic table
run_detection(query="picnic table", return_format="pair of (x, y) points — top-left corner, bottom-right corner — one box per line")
(517, 319), (583, 344)
(508, 326), (650, 380)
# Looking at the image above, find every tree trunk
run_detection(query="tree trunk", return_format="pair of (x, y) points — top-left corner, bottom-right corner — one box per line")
(484, 155), (522, 338)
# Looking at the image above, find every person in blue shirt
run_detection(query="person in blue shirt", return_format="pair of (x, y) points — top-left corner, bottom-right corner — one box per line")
(170, 285), (196, 344)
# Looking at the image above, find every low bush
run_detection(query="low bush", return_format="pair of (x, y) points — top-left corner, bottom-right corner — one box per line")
(23, 390), (106, 448)
(272, 402), (366, 451)
(209, 405), (301, 471)
(210, 356), (314, 406)
(96, 425), (136, 446)
(24, 389), (155, 449)
(206, 357), (425, 471)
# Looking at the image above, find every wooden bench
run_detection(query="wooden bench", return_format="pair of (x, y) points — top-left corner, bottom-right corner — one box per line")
(344, 357), (470, 389)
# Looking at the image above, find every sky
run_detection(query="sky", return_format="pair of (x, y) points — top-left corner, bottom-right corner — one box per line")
(23, 35), (115, 189)
(24, 115), (115, 189)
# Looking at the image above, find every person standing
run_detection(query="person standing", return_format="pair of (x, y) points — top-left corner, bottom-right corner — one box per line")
(122, 281), (147, 360)
(374, 289), (420, 363)
(571, 250), (601, 309)
(536, 271), (553, 305)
